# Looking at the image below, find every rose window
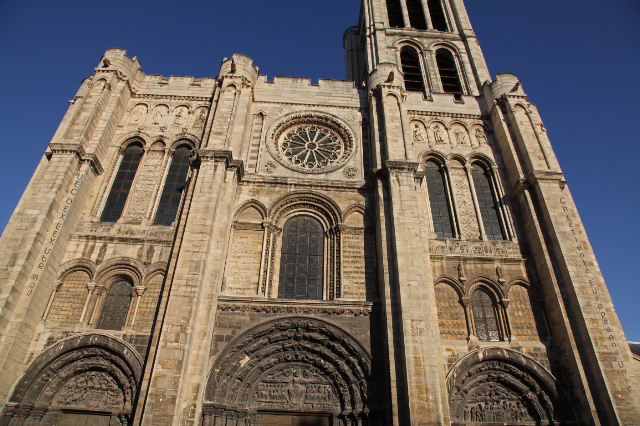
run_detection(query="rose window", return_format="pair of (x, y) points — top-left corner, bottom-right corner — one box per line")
(269, 113), (355, 174)
(278, 125), (345, 171)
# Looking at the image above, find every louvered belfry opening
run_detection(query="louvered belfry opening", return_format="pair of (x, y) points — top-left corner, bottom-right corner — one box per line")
(428, 0), (449, 31)
(386, 0), (404, 28)
(406, 0), (428, 30)
(436, 49), (462, 97)
(401, 47), (425, 92)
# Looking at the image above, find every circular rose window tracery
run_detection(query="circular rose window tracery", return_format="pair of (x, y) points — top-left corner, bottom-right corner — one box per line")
(269, 113), (356, 174)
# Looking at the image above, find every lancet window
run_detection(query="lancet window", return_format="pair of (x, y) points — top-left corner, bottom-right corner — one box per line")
(97, 280), (132, 330)
(435, 49), (463, 99)
(386, 0), (404, 28)
(400, 47), (426, 93)
(472, 288), (501, 342)
(154, 146), (191, 226)
(406, 0), (428, 29)
(424, 161), (454, 238)
(100, 143), (144, 222)
(278, 215), (324, 300)
(428, 0), (449, 31)
(471, 163), (506, 240)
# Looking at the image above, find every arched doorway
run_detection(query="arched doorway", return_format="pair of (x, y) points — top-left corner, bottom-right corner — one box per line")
(1, 334), (142, 426)
(447, 348), (576, 425)
(203, 317), (380, 426)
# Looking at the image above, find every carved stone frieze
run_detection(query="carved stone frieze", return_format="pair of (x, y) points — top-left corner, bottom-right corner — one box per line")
(217, 297), (374, 317)
(75, 221), (175, 243)
(429, 239), (526, 259)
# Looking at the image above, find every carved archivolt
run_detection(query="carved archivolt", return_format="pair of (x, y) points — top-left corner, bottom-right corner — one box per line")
(203, 317), (377, 426)
(2, 334), (142, 426)
(447, 348), (574, 425)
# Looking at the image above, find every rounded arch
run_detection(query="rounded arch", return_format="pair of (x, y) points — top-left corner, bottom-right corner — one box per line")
(203, 317), (376, 424)
(233, 199), (268, 222)
(169, 134), (199, 151)
(269, 191), (342, 229)
(57, 258), (96, 282)
(418, 149), (448, 165)
(466, 276), (505, 300)
(342, 204), (374, 228)
(395, 38), (426, 51)
(429, 41), (463, 56)
(435, 274), (465, 300)
(469, 152), (497, 168)
(450, 120), (471, 132)
(144, 262), (168, 282)
(505, 276), (538, 298)
(448, 153), (467, 166)
(95, 257), (145, 289)
(447, 348), (574, 425)
(4, 334), (142, 425)
(118, 136), (146, 153)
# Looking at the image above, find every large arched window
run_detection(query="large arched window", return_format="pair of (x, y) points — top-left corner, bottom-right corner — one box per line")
(425, 161), (454, 238)
(435, 49), (463, 99)
(400, 47), (425, 92)
(278, 215), (324, 300)
(471, 163), (506, 240)
(386, 0), (404, 28)
(100, 144), (144, 222)
(154, 146), (191, 226)
(97, 280), (132, 330)
(427, 0), (449, 31)
(406, 0), (427, 29)
(472, 288), (501, 342)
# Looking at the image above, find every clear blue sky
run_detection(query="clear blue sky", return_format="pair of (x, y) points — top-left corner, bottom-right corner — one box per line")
(0, 1), (639, 340)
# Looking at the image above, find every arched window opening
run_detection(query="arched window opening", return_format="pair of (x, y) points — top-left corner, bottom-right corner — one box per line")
(97, 280), (132, 330)
(400, 48), (425, 92)
(472, 288), (501, 341)
(435, 49), (463, 99)
(154, 146), (191, 226)
(278, 215), (324, 300)
(386, 0), (404, 28)
(428, 0), (449, 31)
(471, 164), (506, 240)
(406, 0), (427, 30)
(100, 144), (144, 222)
(425, 161), (454, 238)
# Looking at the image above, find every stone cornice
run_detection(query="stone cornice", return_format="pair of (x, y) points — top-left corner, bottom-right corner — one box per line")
(409, 111), (485, 121)
(194, 149), (244, 179)
(46, 142), (104, 176)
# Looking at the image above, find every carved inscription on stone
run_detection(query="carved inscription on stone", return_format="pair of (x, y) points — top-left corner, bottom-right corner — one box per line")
(226, 228), (263, 295)
(126, 150), (164, 221)
(255, 365), (338, 411)
(53, 371), (124, 410)
(450, 167), (480, 238)
(341, 231), (376, 300)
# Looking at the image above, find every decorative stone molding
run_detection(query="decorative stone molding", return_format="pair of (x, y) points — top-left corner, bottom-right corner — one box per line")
(429, 239), (526, 259)
(217, 297), (375, 317)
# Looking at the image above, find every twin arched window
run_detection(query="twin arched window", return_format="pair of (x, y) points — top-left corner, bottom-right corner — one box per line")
(424, 160), (507, 241)
(101, 142), (191, 225)
(278, 216), (324, 300)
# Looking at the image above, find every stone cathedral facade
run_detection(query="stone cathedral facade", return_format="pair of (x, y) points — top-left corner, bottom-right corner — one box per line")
(0, 0), (639, 425)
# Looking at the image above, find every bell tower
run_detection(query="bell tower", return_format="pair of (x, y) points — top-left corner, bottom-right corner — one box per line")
(344, 0), (640, 425)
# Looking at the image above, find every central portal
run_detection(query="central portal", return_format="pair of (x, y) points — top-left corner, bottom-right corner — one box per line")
(257, 412), (331, 426)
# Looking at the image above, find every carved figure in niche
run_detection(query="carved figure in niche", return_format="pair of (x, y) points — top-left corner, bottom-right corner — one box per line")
(475, 127), (488, 145)
(412, 123), (426, 142)
(433, 124), (446, 144)
(151, 107), (167, 126)
(146, 246), (155, 265)
(131, 105), (147, 124)
(194, 109), (207, 127)
(457, 264), (466, 281)
(96, 243), (107, 265)
(173, 107), (188, 126)
(454, 127), (467, 145)
(496, 265), (504, 280)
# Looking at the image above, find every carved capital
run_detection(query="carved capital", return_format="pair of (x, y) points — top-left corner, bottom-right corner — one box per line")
(87, 282), (97, 294)
(134, 286), (146, 297)
(53, 280), (63, 292)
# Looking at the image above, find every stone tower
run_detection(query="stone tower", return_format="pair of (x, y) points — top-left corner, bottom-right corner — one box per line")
(0, 1), (638, 426)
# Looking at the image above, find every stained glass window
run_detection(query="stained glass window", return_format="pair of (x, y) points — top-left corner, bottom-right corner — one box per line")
(401, 48), (425, 92)
(100, 144), (143, 222)
(471, 164), (505, 240)
(472, 289), (501, 342)
(154, 146), (191, 226)
(436, 49), (462, 96)
(425, 161), (454, 238)
(97, 280), (132, 330)
(278, 216), (324, 300)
